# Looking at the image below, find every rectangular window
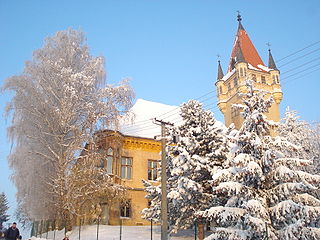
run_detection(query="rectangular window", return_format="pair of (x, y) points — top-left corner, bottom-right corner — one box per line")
(106, 148), (113, 174)
(148, 160), (159, 181)
(121, 157), (132, 179)
(120, 201), (131, 218)
(261, 75), (266, 84)
(252, 74), (256, 82)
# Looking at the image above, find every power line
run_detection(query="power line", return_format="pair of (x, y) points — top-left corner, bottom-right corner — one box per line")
(281, 56), (320, 75)
(281, 62), (320, 82)
(282, 66), (320, 86)
(279, 47), (320, 68)
(277, 40), (320, 63)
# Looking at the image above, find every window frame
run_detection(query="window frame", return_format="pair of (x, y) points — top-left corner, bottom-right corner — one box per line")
(106, 148), (113, 174)
(148, 159), (160, 181)
(121, 157), (133, 179)
(120, 200), (131, 218)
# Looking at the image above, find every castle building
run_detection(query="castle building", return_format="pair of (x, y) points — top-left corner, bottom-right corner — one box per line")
(83, 15), (283, 227)
(216, 14), (282, 129)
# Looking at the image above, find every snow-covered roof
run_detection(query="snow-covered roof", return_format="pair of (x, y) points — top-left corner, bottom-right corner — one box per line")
(119, 99), (181, 139)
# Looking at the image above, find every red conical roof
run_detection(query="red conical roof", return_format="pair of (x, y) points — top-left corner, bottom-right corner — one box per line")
(228, 19), (265, 72)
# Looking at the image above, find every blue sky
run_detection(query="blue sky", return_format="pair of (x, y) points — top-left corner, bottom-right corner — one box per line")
(0, 0), (320, 233)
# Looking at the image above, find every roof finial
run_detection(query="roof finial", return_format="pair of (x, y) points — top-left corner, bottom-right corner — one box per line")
(266, 42), (271, 51)
(237, 11), (242, 22)
(237, 11), (244, 31)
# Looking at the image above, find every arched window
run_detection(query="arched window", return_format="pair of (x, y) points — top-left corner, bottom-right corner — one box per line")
(219, 86), (223, 94)
(106, 148), (113, 174)
(276, 75), (280, 84)
(234, 77), (238, 87)
(244, 68), (247, 76)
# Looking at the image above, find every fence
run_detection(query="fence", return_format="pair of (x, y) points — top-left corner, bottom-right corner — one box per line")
(31, 218), (203, 240)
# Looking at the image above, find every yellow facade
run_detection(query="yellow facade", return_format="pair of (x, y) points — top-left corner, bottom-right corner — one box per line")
(97, 131), (161, 226)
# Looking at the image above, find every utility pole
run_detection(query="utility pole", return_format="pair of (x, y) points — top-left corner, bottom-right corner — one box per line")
(154, 118), (173, 240)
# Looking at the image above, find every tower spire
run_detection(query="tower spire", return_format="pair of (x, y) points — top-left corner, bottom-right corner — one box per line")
(217, 60), (224, 80)
(237, 11), (244, 31)
(228, 13), (265, 72)
(268, 48), (278, 70)
(236, 41), (245, 63)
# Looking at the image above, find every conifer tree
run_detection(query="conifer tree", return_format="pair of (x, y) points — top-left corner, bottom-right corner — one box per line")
(143, 100), (228, 233)
(0, 192), (10, 231)
(198, 81), (320, 240)
(278, 108), (320, 174)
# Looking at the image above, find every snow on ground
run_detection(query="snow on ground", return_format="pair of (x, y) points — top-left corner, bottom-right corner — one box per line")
(119, 99), (181, 139)
(28, 225), (202, 240)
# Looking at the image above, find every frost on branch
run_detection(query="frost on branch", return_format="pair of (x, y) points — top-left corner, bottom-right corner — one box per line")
(2, 28), (134, 225)
(199, 81), (320, 240)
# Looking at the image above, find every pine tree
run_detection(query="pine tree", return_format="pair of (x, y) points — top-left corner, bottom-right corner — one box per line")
(278, 108), (320, 174)
(142, 100), (228, 233)
(198, 81), (320, 240)
(0, 192), (10, 231)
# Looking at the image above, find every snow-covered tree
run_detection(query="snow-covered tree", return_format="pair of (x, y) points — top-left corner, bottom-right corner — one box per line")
(0, 192), (9, 231)
(142, 100), (228, 233)
(198, 81), (320, 240)
(278, 108), (320, 174)
(2, 29), (134, 225)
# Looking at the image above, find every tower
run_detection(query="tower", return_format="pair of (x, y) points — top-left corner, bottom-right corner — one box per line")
(216, 14), (283, 129)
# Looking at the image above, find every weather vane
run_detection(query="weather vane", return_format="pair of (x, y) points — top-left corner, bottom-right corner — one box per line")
(266, 42), (271, 51)
(237, 11), (242, 22)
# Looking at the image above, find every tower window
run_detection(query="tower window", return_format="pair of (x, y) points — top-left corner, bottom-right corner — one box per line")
(231, 107), (239, 118)
(261, 76), (266, 84)
(240, 68), (244, 77)
(228, 83), (231, 91)
(276, 75), (280, 84)
(234, 78), (238, 87)
(106, 148), (113, 174)
(244, 68), (247, 76)
(272, 75), (276, 84)
(252, 74), (256, 82)
(219, 86), (223, 94)
(121, 157), (132, 179)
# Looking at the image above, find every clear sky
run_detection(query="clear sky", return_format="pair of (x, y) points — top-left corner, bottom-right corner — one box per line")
(0, 0), (320, 233)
